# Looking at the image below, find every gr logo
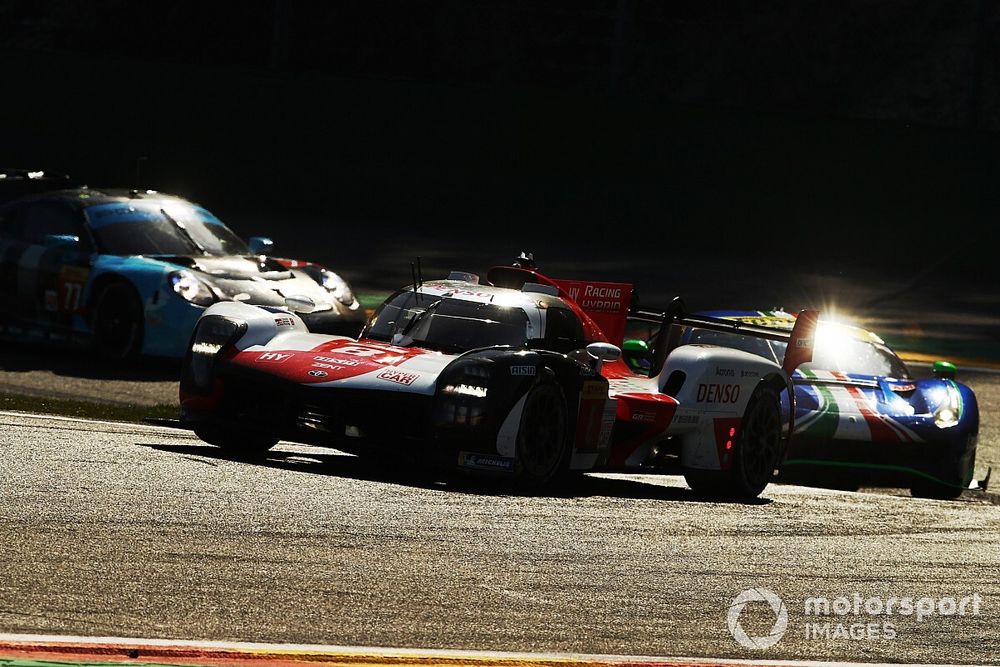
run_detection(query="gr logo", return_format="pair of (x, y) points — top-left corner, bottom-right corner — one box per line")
(727, 587), (788, 650)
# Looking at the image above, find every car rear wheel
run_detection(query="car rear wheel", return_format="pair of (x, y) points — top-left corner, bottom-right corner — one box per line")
(92, 282), (144, 361)
(684, 384), (782, 498)
(194, 424), (278, 457)
(515, 382), (570, 486)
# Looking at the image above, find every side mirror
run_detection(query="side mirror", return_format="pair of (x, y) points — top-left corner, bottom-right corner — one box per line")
(586, 342), (622, 363)
(933, 360), (957, 380)
(284, 295), (316, 314)
(248, 236), (274, 255)
(44, 234), (80, 248)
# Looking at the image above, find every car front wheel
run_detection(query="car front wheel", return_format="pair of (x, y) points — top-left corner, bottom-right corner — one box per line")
(92, 282), (145, 361)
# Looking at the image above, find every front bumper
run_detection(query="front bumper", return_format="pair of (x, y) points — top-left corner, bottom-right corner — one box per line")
(780, 431), (977, 489)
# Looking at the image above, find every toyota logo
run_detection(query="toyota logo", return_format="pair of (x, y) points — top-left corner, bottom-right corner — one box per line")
(308, 370), (328, 378)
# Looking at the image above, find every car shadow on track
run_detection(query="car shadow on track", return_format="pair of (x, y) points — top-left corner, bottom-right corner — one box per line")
(0, 343), (180, 381)
(138, 442), (772, 505)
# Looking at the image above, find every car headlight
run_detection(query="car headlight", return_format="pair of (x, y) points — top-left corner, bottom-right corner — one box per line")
(181, 315), (246, 394)
(934, 383), (962, 429)
(318, 269), (356, 307)
(170, 270), (215, 307)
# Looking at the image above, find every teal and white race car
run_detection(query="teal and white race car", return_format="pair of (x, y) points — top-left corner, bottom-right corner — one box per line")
(0, 184), (365, 359)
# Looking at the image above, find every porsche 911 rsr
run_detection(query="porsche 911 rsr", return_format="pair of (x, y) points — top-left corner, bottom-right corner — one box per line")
(180, 262), (819, 497)
(0, 187), (366, 359)
(627, 309), (981, 499)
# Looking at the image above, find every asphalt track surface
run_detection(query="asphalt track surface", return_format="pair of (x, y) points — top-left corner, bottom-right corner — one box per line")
(1, 368), (999, 666)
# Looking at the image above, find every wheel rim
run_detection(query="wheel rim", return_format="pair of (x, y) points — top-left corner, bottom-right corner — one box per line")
(741, 395), (781, 487)
(96, 295), (139, 357)
(518, 386), (566, 479)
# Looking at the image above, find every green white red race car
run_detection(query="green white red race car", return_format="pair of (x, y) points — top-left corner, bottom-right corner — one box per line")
(625, 309), (985, 499)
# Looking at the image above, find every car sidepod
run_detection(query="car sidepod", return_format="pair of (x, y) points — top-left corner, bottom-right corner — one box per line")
(647, 344), (792, 475)
(436, 349), (616, 476)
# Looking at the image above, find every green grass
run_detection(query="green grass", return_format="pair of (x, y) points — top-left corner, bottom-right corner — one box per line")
(357, 291), (391, 311)
(0, 393), (177, 424)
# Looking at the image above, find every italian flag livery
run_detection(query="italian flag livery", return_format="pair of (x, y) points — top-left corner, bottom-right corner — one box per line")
(679, 310), (981, 499)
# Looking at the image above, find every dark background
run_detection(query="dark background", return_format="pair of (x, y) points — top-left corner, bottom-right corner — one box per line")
(2, 1), (998, 353)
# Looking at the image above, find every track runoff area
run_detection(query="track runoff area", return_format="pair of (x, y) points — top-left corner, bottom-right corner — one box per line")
(0, 634), (990, 667)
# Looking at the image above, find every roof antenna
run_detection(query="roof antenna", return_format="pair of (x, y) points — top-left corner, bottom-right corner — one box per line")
(416, 256), (423, 287)
(410, 262), (421, 303)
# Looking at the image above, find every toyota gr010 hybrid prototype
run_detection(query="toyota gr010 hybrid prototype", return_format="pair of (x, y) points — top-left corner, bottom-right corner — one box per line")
(0, 186), (366, 359)
(180, 261), (819, 497)
(624, 309), (981, 499)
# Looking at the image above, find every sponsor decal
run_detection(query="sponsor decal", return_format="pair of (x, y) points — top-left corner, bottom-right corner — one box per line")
(674, 414), (700, 425)
(336, 345), (386, 357)
(741, 369), (760, 378)
(274, 317), (295, 327)
(732, 315), (794, 328)
(582, 380), (607, 399)
(314, 355), (361, 366)
(696, 383), (741, 404)
(631, 411), (656, 423)
(458, 451), (515, 472)
(58, 265), (89, 312)
(715, 367), (735, 377)
(554, 278), (632, 345)
(312, 362), (342, 370)
(377, 369), (419, 385)
(510, 365), (536, 376)
(256, 352), (293, 363)
(307, 370), (328, 378)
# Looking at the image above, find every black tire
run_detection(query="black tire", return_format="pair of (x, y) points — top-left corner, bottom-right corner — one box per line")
(91, 282), (144, 361)
(194, 424), (278, 457)
(515, 382), (571, 486)
(684, 384), (783, 498)
(910, 479), (964, 500)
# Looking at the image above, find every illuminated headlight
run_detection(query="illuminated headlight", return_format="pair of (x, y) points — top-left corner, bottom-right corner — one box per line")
(934, 384), (962, 429)
(182, 316), (246, 394)
(442, 383), (489, 398)
(319, 269), (356, 307)
(170, 270), (215, 307)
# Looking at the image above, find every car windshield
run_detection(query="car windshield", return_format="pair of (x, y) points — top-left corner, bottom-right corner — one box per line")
(84, 200), (248, 256)
(364, 290), (530, 353)
(777, 324), (911, 378)
(686, 322), (910, 379)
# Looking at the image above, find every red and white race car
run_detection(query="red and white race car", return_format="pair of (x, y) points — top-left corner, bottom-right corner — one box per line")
(179, 260), (817, 497)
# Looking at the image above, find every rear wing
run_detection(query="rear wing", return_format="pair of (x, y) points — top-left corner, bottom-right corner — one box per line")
(629, 297), (818, 377)
(486, 265), (632, 345)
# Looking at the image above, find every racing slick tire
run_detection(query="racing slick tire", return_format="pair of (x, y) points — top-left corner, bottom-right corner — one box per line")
(910, 477), (964, 500)
(92, 282), (144, 361)
(515, 381), (571, 487)
(194, 424), (279, 457)
(684, 384), (782, 499)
